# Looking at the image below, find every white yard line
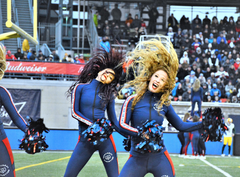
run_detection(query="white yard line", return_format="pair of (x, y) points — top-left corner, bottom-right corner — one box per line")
(200, 159), (232, 177)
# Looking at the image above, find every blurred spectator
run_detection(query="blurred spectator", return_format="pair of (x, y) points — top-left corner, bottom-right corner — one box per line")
(14, 48), (24, 60)
(182, 78), (191, 92)
(192, 15), (202, 35)
(97, 24), (104, 37)
(103, 25), (111, 38)
(228, 64), (236, 76)
(125, 13), (133, 25)
(234, 58), (240, 70)
(208, 33), (214, 43)
(172, 77), (180, 97)
(93, 11), (99, 27)
(138, 27), (146, 38)
(166, 27), (175, 44)
(131, 14), (141, 29)
(191, 38), (201, 51)
(185, 70), (197, 84)
(29, 50), (37, 60)
(212, 38), (218, 49)
(226, 29), (235, 40)
(216, 78), (225, 98)
(148, 6), (159, 34)
(111, 4), (122, 27)
(168, 13), (179, 32)
(128, 27), (139, 47)
(37, 50), (46, 61)
(180, 51), (189, 64)
(208, 52), (219, 72)
(203, 15), (211, 27)
(112, 25), (121, 43)
(195, 67), (202, 78)
(174, 28), (183, 48)
(100, 36), (111, 53)
(48, 55), (54, 62)
(123, 22), (131, 39)
(210, 83), (221, 98)
(213, 96), (221, 102)
(199, 73), (206, 85)
(51, 49), (60, 61)
(204, 67), (211, 79)
(27, 49), (33, 59)
(176, 83), (184, 97)
(225, 81), (235, 98)
(6, 50), (16, 60)
(207, 72), (216, 83)
(217, 32), (227, 44)
(79, 54), (85, 64)
(181, 16), (191, 32)
(177, 64), (188, 81)
(215, 66), (229, 78)
(211, 17), (219, 38)
(22, 53), (28, 60)
(182, 88), (191, 101)
(235, 20), (240, 33)
(99, 6), (109, 26)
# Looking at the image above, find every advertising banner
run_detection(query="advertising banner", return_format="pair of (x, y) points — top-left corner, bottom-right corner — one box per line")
(5, 61), (85, 75)
(0, 89), (41, 127)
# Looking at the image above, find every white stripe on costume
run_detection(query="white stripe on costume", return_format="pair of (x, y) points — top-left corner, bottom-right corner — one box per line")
(71, 84), (92, 126)
(119, 95), (138, 133)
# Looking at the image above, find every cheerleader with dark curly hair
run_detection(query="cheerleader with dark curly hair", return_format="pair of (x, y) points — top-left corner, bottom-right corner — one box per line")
(64, 48), (124, 177)
(0, 44), (27, 177)
(117, 36), (203, 177)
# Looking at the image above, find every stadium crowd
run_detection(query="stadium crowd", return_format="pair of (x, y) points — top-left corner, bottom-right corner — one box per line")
(167, 14), (240, 103)
(4, 4), (240, 103)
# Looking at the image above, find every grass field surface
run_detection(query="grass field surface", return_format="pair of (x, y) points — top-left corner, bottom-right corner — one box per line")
(14, 151), (240, 177)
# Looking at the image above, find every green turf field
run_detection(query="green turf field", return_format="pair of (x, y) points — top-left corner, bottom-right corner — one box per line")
(14, 151), (240, 177)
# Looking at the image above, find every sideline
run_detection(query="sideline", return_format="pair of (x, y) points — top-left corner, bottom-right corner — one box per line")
(15, 156), (70, 171)
(200, 159), (232, 177)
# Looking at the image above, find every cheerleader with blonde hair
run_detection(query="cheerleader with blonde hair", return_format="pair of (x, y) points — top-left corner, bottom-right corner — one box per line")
(0, 43), (27, 177)
(117, 36), (203, 177)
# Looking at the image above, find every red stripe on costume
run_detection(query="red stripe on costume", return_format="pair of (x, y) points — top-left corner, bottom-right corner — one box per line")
(128, 154), (133, 160)
(13, 170), (16, 177)
(1, 86), (27, 125)
(164, 150), (175, 176)
(71, 84), (92, 125)
(109, 135), (119, 174)
(74, 135), (81, 149)
(109, 135), (117, 153)
(119, 96), (138, 133)
(3, 137), (14, 164)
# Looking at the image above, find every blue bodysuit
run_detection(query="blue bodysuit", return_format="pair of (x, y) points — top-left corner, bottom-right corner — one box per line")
(0, 86), (27, 177)
(64, 79), (119, 177)
(118, 91), (202, 177)
(191, 87), (203, 116)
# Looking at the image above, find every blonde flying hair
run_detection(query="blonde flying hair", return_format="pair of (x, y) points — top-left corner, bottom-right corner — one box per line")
(0, 43), (6, 80)
(123, 36), (179, 111)
(192, 78), (201, 92)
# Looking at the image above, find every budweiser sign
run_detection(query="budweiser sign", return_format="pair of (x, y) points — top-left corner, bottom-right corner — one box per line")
(5, 61), (85, 75)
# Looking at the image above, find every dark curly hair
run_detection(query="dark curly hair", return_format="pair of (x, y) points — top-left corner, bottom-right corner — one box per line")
(67, 48), (124, 106)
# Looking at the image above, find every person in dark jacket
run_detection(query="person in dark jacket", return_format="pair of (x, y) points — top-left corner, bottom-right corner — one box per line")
(148, 6), (159, 34)
(14, 48), (24, 60)
(111, 4), (122, 27)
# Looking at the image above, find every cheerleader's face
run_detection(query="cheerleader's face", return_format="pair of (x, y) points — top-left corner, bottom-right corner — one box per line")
(148, 70), (168, 93)
(97, 68), (115, 84)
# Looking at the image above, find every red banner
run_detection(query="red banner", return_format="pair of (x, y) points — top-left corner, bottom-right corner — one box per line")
(5, 61), (85, 75)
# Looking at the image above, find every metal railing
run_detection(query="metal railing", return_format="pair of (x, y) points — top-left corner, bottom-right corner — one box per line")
(39, 43), (51, 57)
(12, 0), (21, 48)
(28, 0), (33, 24)
(87, 9), (100, 55)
